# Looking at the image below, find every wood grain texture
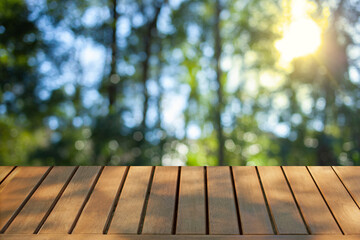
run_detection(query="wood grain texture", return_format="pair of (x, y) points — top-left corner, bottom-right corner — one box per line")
(142, 167), (178, 235)
(258, 166), (308, 235)
(5, 167), (76, 234)
(2, 166), (360, 238)
(176, 167), (206, 234)
(73, 166), (126, 234)
(232, 166), (273, 235)
(333, 166), (360, 208)
(108, 166), (152, 234)
(2, 234), (360, 240)
(0, 166), (14, 184)
(308, 166), (360, 234)
(0, 167), (49, 231)
(283, 167), (341, 235)
(39, 166), (101, 234)
(207, 166), (239, 235)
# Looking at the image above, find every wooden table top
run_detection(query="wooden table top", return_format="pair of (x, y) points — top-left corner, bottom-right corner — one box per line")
(0, 166), (359, 240)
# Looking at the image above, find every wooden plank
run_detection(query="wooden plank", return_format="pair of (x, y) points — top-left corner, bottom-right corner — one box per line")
(308, 166), (360, 234)
(39, 166), (101, 234)
(0, 166), (14, 184)
(0, 168), (20, 194)
(3, 234), (360, 240)
(108, 166), (152, 234)
(207, 166), (239, 235)
(333, 166), (360, 208)
(3, 166), (360, 239)
(232, 166), (273, 235)
(72, 166), (127, 234)
(5, 167), (76, 234)
(142, 166), (178, 234)
(0, 167), (49, 232)
(176, 167), (206, 234)
(283, 167), (341, 235)
(257, 166), (308, 235)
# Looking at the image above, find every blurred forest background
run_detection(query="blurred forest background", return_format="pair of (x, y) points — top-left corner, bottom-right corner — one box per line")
(1, 0), (360, 166)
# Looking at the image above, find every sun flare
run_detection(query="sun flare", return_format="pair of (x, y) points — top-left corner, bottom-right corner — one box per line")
(276, 0), (322, 63)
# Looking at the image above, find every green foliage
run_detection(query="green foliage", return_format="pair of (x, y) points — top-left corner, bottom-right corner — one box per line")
(0, 0), (359, 166)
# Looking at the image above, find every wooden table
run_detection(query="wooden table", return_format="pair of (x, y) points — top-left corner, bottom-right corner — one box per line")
(0, 166), (360, 239)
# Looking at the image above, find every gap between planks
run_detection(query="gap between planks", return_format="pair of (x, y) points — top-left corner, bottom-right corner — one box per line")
(306, 167), (344, 235)
(103, 166), (130, 234)
(1, 167), (53, 233)
(230, 166), (243, 234)
(281, 167), (311, 234)
(2, 234), (360, 240)
(0, 166), (17, 185)
(255, 167), (278, 235)
(1, 166), (360, 237)
(34, 167), (79, 234)
(137, 166), (155, 234)
(331, 166), (360, 210)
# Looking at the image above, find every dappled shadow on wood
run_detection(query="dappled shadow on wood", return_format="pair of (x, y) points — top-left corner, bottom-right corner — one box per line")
(1, 166), (360, 237)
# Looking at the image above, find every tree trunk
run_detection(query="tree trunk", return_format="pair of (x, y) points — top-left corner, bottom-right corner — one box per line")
(315, 0), (346, 166)
(214, 0), (225, 166)
(108, 0), (118, 109)
(141, 3), (162, 130)
(156, 51), (164, 164)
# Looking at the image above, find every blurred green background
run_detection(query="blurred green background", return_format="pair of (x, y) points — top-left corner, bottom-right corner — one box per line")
(1, 0), (359, 166)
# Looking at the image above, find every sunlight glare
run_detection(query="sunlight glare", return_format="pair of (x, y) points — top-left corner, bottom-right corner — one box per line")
(276, 0), (322, 63)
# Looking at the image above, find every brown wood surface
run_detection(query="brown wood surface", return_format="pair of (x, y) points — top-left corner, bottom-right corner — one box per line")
(0, 167), (49, 232)
(1, 166), (360, 239)
(0, 166), (14, 184)
(308, 166), (360, 234)
(73, 166), (126, 234)
(232, 166), (273, 235)
(142, 166), (179, 234)
(3, 234), (360, 240)
(108, 166), (152, 234)
(258, 166), (308, 235)
(333, 166), (360, 208)
(283, 167), (341, 235)
(5, 167), (76, 234)
(176, 167), (206, 234)
(39, 166), (101, 234)
(207, 166), (239, 235)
